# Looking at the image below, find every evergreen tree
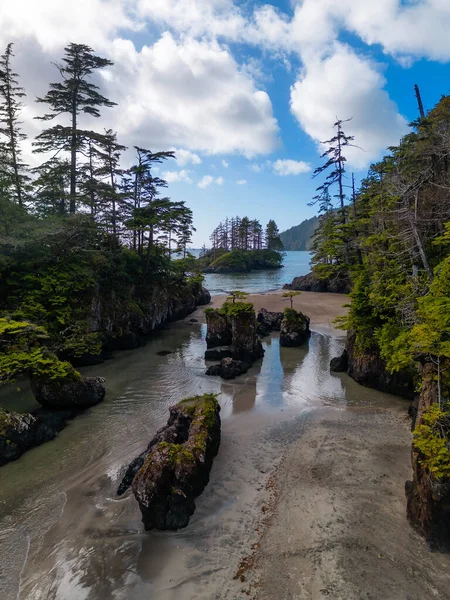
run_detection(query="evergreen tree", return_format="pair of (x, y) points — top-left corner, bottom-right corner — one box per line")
(0, 43), (28, 207)
(265, 219), (283, 250)
(34, 43), (116, 214)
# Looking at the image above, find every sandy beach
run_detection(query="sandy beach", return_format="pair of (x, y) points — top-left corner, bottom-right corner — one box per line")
(189, 291), (450, 599)
(192, 290), (350, 336)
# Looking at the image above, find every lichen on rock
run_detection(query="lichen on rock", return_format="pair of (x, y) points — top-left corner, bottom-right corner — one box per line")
(118, 394), (221, 530)
(280, 308), (311, 347)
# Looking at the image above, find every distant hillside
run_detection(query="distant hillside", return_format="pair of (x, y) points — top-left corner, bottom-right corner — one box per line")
(280, 216), (319, 251)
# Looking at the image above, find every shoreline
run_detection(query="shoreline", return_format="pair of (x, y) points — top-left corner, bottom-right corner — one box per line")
(189, 289), (350, 336)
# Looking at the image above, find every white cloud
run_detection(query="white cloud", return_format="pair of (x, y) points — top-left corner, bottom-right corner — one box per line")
(290, 43), (408, 170)
(272, 159), (312, 176)
(249, 163), (263, 173)
(198, 175), (224, 189)
(162, 169), (192, 183)
(222, 160), (229, 168)
(236, 179), (247, 185)
(172, 148), (202, 166)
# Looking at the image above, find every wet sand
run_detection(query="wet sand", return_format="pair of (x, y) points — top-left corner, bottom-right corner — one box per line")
(191, 290), (350, 335)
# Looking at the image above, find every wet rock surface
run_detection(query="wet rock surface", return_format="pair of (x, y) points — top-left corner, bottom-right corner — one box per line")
(280, 309), (311, 347)
(31, 376), (106, 410)
(118, 394), (221, 530)
(206, 358), (249, 380)
(283, 271), (351, 294)
(330, 349), (349, 372)
(0, 407), (71, 466)
(257, 308), (283, 337)
(204, 346), (233, 361)
(205, 310), (232, 349)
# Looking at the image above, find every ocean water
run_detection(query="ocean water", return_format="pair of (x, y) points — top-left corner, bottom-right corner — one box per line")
(200, 250), (312, 295)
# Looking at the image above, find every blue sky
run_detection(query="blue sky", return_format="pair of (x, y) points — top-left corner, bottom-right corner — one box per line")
(2, 0), (450, 245)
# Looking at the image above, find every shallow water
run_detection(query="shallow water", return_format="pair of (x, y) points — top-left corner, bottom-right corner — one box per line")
(202, 250), (311, 294)
(0, 320), (406, 600)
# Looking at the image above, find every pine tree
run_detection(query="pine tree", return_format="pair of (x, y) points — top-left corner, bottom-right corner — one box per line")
(265, 219), (283, 250)
(34, 43), (116, 214)
(0, 43), (28, 207)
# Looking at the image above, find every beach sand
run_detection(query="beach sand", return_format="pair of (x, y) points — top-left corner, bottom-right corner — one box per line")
(186, 291), (450, 600)
(191, 290), (350, 336)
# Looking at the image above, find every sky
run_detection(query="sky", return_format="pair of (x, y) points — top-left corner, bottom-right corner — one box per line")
(1, 0), (450, 246)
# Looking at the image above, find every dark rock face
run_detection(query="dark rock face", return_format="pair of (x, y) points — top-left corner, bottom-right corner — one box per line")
(405, 363), (450, 547)
(118, 395), (221, 531)
(0, 408), (71, 466)
(257, 308), (283, 337)
(206, 358), (249, 380)
(280, 310), (311, 347)
(283, 271), (351, 294)
(204, 346), (233, 361)
(205, 310), (232, 349)
(230, 311), (264, 363)
(330, 349), (349, 373)
(346, 332), (415, 399)
(31, 376), (106, 410)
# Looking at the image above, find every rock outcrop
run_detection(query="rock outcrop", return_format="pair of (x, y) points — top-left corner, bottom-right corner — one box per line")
(330, 349), (349, 373)
(31, 376), (106, 410)
(204, 304), (264, 379)
(405, 363), (450, 546)
(206, 358), (249, 380)
(117, 394), (221, 531)
(283, 271), (351, 294)
(205, 309), (232, 349)
(0, 407), (71, 466)
(280, 309), (311, 347)
(329, 332), (415, 399)
(257, 308), (283, 337)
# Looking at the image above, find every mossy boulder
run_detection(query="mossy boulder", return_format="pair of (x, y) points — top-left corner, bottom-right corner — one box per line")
(118, 394), (221, 530)
(206, 357), (249, 380)
(228, 304), (264, 363)
(31, 376), (106, 410)
(280, 308), (311, 347)
(0, 407), (70, 466)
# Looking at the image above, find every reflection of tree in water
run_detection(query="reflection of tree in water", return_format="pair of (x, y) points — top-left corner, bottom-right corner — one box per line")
(282, 334), (346, 407)
(255, 335), (287, 408)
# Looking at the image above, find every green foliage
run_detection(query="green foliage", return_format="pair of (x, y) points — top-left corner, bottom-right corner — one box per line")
(283, 307), (306, 325)
(200, 248), (283, 273)
(413, 404), (450, 480)
(220, 301), (254, 317)
(279, 216), (319, 251)
(282, 290), (301, 309)
(0, 318), (79, 384)
(227, 290), (249, 304)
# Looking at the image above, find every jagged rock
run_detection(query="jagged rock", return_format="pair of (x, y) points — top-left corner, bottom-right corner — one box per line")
(205, 310), (232, 349)
(156, 350), (172, 356)
(206, 358), (249, 380)
(280, 309), (311, 347)
(283, 271), (351, 294)
(31, 376), (106, 410)
(118, 394), (221, 530)
(330, 349), (349, 372)
(204, 346), (233, 361)
(346, 331), (415, 399)
(230, 309), (264, 363)
(0, 407), (71, 466)
(257, 308), (283, 337)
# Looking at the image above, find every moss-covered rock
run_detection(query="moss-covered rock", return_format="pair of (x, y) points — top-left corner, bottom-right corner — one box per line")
(118, 394), (221, 530)
(280, 308), (311, 347)
(0, 407), (70, 466)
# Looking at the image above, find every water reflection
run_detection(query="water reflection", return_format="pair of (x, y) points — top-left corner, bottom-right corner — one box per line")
(0, 320), (353, 600)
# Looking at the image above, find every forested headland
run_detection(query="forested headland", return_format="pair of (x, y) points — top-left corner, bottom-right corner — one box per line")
(309, 96), (450, 539)
(0, 42), (206, 386)
(279, 215), (318, 250)
(196, 217), (284, 273)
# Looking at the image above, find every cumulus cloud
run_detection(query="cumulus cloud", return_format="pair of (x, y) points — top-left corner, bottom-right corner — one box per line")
(198, 175), (224, 189)
(162, 170), (192, 183)
(290, 43), (408, 169)
(172, 148), (202, 166)
(236, 179), (247, 185)
(272, 159), (312, 176)
(222, 160), (229, 168)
